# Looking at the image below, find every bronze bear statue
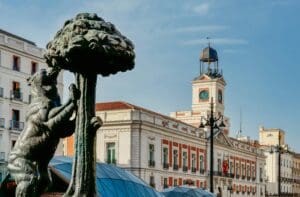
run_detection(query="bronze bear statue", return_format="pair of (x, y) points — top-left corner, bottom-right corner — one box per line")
(8, 68), (79, 197)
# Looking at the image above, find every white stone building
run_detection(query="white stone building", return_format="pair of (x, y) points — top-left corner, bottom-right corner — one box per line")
(260, 127), (295, 196)
(0, 29), (64, 182)
(63, 44), (267, 196)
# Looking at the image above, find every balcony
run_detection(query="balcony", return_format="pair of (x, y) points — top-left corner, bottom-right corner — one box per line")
(0, 118), (5, 128)
(10, 90), (23, 101)
(163, 163), (169, 169)
(10, 120), (24, 131)
(241, 175), (246, 179)
(191, 167), (196, 173)
(247, 176), (251, 180)
(0, 87), (3, 98)
(148, 160), (155, 167)
(200, 169), (205, 174)
(173, 164), (179, 171)
(252, 177), (256, 181)
(182, 166), (188, 172)
(236, 174), (240, 179)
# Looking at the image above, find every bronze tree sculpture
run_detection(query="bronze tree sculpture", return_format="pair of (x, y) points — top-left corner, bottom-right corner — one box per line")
(45, 13), (135, 196)
(7, 68), (79, 197)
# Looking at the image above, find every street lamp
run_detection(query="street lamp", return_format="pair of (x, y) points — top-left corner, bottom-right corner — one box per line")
(199, 97), (226, 193)
(269, 133), (284, 197)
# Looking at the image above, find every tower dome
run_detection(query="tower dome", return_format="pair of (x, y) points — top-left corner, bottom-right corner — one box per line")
(199, 43), (222, 78)
(200, 45), (218, 63)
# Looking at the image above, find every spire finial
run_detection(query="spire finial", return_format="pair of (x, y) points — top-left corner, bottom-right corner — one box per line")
(206, 37), (211, 47)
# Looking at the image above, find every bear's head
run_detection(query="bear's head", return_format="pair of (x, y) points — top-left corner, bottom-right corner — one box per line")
(27, 67), (60, 103)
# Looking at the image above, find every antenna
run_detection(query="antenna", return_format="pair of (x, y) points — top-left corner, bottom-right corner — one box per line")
(237, 107), (242, 138)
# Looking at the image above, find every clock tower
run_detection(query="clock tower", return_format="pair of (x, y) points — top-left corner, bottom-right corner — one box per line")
(170, 44), (230, 134)
(192, 44), (226, 116)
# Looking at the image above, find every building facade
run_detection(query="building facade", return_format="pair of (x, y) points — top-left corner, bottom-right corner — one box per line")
(260, 127), (300, 196)
(0, 29), (64, 182)
(64, 44), (267, 196)
(292, 153), (300, 196)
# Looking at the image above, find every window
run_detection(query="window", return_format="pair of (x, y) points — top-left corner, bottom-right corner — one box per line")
(148, 144), (155, 167)
(13, 56), (20, 71)
(229, 161), (233, 174)
(163, 178), (168, 188)
(149, 176), (155, 188)
(10, 109), (23, 131)
(217, 159), (221, 172)
(0, 152), (4, 161)
(200, 155), (204, 171)
(247, 165), (250, 177)
(31, 61), (38, 75)
(236, 163), (239, 176)
(163, 147), (168, 164)
(183, 152), (187, 167)
(252, 166), (255, 177)
(191, 154), (196, 172)
(106, 142), (116, 164)
(241, 164), (245, 176)
(12, 109), (20, 122)
(259, 167), (263, 182)
(11, 140), (16, 149)
(11, 81), (22, 101)
(173, 150), (178, 169)
(174, 179), (177, 186)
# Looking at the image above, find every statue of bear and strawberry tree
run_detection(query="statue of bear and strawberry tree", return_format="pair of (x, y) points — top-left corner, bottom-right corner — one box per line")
(44, 13), (135, 196)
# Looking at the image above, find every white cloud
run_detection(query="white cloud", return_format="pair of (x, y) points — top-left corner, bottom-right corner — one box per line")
(175, 25), (228, 33)
(181, 38), (248, 46)
(192, 3), (210, 15)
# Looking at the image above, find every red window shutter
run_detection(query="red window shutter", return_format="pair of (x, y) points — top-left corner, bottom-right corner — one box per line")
(168, 177), (173, 186)
(179, 144), (182, 168)
(188, 146), (191, 169)
(196, 148), (199, 171)
(169, 142), (172, 165)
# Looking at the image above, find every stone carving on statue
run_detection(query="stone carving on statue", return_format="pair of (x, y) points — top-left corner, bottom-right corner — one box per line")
(7, 68), (80, 197)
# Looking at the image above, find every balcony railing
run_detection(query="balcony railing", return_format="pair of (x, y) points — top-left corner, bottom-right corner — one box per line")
(173, 164), (179, 170)
(260, 178), (263, 182)
(252, 177), (256, 181)
(182, 166), (188, 172)
(0, 118), (5, 128)
(236, 174), (240, 179)
(247, 176), (251, 180)
(242, 175), (246, 179)
(163, 163), (169, 169)
(148, 160), (155, 167)
(10, 120), (24, 131)
(10, 90), (23, 101)
(0, 87), (3, 98)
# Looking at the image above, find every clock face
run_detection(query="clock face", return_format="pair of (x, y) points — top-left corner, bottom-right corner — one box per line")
(218, 90), (223, 103)
(199, 90), (209, 100)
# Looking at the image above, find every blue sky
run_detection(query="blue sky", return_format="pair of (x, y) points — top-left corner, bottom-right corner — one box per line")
(1, 0), (300, 151)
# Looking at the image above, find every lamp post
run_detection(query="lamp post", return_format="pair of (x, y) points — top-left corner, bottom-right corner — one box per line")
(199, 97), (225, 193)
(270, 133), (283, 197)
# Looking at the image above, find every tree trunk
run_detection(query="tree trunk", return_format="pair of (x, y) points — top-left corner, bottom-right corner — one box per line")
(64, 73), (98, 197)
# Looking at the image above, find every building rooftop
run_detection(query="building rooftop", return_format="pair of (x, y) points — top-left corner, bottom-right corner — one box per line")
(0, 29), (36, 46)
(96, 101), (199, 129)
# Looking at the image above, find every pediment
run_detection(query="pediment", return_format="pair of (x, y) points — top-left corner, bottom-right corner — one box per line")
(214, 131), (233, 147)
